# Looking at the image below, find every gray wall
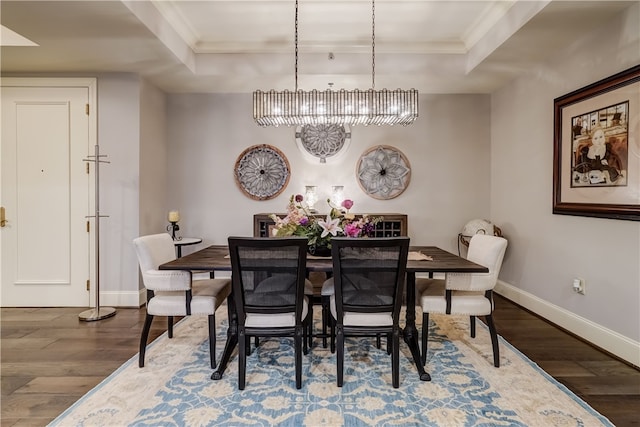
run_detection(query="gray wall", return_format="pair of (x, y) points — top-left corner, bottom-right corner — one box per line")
(491, 3), (639, 363)
(165, 94), (491, 252)
(139, 78), (169, 237)
(98, 74), (143, 304)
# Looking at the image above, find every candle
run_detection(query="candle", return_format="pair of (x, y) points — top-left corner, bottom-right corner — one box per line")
(168, 210), (180, 223)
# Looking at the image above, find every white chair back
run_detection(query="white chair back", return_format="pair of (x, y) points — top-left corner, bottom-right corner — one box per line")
(446, 234), (507, 292)
(133, 233), (175, 270)
(133, 233), (190, 292)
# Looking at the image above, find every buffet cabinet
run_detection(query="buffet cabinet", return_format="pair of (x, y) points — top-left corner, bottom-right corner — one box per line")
(253, 213), (408, 238)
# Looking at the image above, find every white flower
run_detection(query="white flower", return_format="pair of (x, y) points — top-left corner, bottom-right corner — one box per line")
(318, 215), (343, 238)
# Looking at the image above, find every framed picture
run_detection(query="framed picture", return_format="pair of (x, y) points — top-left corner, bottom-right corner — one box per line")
(553, 65), (640, 221)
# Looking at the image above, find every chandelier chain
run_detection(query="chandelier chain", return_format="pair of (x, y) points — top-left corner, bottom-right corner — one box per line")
(295, 0), (299, 92)
(252, 0), (418, 127)
(372, 0), (375, 90)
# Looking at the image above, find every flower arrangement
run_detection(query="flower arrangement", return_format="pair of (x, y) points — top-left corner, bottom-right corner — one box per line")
(270, 194), (382, 255)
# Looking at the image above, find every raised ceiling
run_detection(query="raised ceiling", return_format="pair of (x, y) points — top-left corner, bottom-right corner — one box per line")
(0, 1), (635, 93)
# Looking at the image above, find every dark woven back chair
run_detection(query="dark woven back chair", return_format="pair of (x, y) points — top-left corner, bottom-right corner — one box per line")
(330, 237), (409, 388)
(228, 236), (311, 389)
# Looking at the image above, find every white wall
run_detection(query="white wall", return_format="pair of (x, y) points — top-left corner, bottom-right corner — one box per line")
(97, 75), (169, 303)
(139, 79), (168, 238)
(491, 4), (640, 364)
(165, 94), (492, 256)
(97, 74), (144, 305)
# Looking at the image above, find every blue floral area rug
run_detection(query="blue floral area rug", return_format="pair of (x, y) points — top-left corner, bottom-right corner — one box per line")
(49, 306), (613, 427)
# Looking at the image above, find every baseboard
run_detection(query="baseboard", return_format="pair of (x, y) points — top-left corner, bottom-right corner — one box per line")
(495, 280), (640, 367)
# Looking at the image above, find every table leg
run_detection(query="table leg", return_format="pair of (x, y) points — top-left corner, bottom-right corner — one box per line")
(211, 294), (238, 380)
(403, 272), (431, 381)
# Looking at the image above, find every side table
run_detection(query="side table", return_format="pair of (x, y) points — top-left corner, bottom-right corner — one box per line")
(173, 237), (203, 258)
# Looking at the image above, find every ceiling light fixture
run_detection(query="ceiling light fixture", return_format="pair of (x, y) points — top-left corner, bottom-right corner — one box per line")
(253, 0), (418, 127)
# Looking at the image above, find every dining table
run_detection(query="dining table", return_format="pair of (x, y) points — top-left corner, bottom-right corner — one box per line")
(159, 244), (489, 382)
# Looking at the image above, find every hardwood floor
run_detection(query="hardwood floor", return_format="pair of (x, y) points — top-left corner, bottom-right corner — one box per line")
(492, 296), (640, 426)
(1, 295), (639, 426)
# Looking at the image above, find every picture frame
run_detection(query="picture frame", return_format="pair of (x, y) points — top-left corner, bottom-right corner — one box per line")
(553, 65), (640, 221)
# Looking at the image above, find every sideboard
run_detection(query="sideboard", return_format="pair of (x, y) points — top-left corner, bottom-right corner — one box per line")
(253, 213), (408, 238)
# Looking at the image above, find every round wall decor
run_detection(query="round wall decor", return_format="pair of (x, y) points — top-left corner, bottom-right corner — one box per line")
(356, 145), (411, 200)
(234, 144), (290, 200)
(295, 124), (351, 163)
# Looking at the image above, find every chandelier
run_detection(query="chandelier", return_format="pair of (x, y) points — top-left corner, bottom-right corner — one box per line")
(253, 0), (418, 127)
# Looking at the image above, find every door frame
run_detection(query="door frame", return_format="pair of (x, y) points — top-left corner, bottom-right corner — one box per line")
(1, 77), (97, 307)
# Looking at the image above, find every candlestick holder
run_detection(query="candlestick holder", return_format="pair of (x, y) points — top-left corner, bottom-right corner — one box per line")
(167, 221), (182, 241)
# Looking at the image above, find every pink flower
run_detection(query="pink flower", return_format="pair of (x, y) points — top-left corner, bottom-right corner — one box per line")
(344, 223), (361, 237)
(341, 199), (354, 210)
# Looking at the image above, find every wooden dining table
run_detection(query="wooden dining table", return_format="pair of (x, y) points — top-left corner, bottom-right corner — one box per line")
(159, 244), (488, 382)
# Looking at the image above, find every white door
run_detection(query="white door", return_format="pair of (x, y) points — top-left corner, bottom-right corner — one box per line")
(1, 78), (96, 307)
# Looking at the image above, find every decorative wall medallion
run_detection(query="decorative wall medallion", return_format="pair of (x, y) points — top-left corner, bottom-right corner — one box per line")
(356, 145), (411, 200)
(234, 144), (290, 200)
(295, 124), (351, 163)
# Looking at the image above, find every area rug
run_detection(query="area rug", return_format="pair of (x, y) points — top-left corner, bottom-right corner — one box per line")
(49, 306), (613, 427)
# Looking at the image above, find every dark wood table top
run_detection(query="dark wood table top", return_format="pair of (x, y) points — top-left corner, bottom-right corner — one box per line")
(159, 245), (488, 274)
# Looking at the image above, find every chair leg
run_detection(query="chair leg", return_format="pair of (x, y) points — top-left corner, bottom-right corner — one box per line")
(302, 313), (310, 355)
(238, 328), (247, 390)
(470, 315), (476, 338)
(376, 334), (381, 349)
(421, 313), (429, 366)
(485, 314), (500, 367)
(386, 333), (392, 355)
(321, 296), (329, 348)
(295, 325), (303, 389)
(306, 306), (313, 351)
(392, 327), (400, 388)
(330, 316), (336, 354)
(208, 314), (216, 369)
(139, 314), (154, 368)
(168, 316), (174, 338)
(336, 325), (344, 387)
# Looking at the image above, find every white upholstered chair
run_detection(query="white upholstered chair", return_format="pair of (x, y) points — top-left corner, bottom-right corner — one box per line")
(418, 234), (507, 367)
(133, 233), (231, 369)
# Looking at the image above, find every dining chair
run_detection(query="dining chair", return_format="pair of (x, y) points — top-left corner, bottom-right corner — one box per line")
(228, 236), (312, 390)
(418, 234), (508, 367)
(329, 237), (410, 388)
(322, 276), (387, 353)
(133, 233), (231, 369)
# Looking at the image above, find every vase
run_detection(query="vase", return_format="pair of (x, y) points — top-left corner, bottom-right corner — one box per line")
(308, 244), (331, 257)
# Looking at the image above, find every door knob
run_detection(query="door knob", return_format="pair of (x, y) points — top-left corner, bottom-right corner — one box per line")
(1, 207), (7, 227)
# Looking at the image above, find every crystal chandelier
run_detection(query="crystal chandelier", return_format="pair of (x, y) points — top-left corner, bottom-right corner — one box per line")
(253, 0), (418, 127)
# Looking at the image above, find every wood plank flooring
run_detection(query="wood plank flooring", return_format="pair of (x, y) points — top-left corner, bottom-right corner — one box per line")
(2, 296), (639, 426)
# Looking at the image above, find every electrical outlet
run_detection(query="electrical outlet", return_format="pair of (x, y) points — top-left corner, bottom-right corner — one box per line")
(572, 278), (585, 294)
